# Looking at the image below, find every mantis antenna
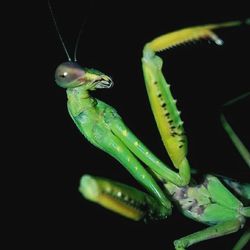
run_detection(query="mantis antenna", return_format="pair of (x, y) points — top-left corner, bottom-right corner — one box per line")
(48, 0), (72, 61)
(73, 17), (89, 62)
(73, 1), (93, 61)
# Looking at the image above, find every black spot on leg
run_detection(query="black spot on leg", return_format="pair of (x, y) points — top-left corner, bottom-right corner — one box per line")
(161, 103), (166, 108)
(171, 132), (178, 136)
(104, 190), (147, 212)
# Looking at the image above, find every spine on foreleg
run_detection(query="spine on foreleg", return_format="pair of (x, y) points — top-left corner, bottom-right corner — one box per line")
(142, 54), (187, 169)
(147, 20), (243, 52)
(79, 175), (171, 221)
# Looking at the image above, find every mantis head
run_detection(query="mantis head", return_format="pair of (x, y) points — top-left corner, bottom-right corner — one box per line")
(49, 2), (113, 91)
(55, 62), (113, 90)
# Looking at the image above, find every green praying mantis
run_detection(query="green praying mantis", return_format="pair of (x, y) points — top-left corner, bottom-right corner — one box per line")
(51, 4), (250, 248)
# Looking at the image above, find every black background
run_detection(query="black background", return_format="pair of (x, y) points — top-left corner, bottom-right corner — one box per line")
(16, 1), (250, 249)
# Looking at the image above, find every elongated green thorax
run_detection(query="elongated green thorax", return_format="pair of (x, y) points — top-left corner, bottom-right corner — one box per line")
(66, 87), (96, 117)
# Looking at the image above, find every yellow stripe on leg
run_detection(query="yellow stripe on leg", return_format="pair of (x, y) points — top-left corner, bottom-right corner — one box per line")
(98, 193), (145, 221)
(79, 175), (146, 221)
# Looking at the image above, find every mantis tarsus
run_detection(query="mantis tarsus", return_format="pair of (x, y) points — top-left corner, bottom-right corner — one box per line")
(52, 9), (250, 249)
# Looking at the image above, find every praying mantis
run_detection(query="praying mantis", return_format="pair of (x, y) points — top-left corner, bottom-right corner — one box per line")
(51, 4), (250, 248)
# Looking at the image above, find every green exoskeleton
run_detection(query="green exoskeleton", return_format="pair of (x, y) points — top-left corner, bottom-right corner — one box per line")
(52, 10), (250, 249)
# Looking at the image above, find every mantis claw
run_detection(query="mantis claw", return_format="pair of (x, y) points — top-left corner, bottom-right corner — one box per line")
(147, 20), (242, 52)
(79, 175), (171, 221)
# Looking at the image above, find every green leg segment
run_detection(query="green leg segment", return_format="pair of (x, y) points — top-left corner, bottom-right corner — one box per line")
(96, 130), (172, 212)
(79, 175), (170, 221)
(221, 176), (250, 201)
(220, 114), (250, 168)
(205, 175), (243, 211)
(233, 229), (250, 250)
(110, 118), (190, 186)
(220, 92), (250, 168)
(142, 49), (190, 181)
(94, 128), (172, 212)
(174, 219), (242, 250)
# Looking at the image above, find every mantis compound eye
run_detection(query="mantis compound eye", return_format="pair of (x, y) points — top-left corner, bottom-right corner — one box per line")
(55, 62), (85, 88)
